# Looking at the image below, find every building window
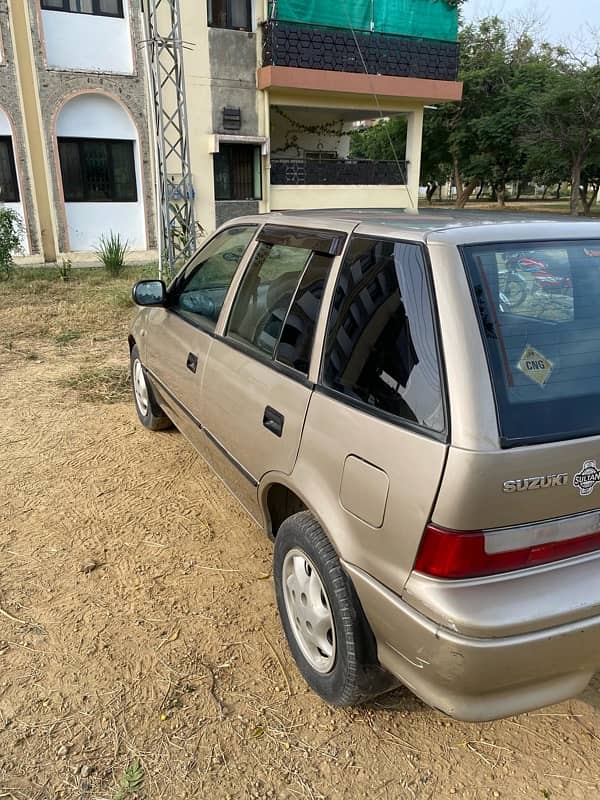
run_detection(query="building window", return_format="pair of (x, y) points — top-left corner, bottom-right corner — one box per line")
(0, 137), (19, 203)
(207, 0), (252, 31)
(214, 144), (262, 201)
(41, 0), (124, 19)
(58, 138), (137, 202)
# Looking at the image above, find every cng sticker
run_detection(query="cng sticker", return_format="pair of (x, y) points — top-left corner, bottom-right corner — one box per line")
(518, 345), (553, 386)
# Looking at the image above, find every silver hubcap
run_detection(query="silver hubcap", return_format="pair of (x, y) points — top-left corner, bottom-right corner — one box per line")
(282, 549), (336, 674)
(133, 358), (149, 416)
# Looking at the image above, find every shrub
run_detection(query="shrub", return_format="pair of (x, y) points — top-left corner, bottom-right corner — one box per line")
(0, 207), (24, 281)
(57, 257), (72, 282)
(95, 231), (129, 276)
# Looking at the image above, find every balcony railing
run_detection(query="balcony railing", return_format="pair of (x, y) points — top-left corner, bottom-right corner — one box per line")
(270, 158), (409, 186)
(262, 19), (459, 83)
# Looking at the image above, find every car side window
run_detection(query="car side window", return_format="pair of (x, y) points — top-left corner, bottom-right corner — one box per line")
(275, 253), (330, 374)
(170, 225), (257, 329)
(227, 242), (312, 359)
(321, 236), (444, 432)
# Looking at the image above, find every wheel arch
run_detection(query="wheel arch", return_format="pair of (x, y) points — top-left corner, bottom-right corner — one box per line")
(258, 472), (350, 562)
(259, 477), (309, 540)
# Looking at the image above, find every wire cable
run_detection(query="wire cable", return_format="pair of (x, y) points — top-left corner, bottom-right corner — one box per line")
(340, 0), (417, 210)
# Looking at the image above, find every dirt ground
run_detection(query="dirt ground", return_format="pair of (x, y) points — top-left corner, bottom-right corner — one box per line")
(2, 267), (600, 800)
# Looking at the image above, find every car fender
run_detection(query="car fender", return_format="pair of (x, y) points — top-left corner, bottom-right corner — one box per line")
(129, 309), (151, 364)
(258, 465), (353, 564)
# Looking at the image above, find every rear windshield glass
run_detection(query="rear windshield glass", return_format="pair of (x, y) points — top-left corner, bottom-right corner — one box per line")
(462, 240), (600, 446)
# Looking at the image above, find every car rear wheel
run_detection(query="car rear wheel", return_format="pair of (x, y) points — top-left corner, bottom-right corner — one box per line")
(130, 344), (172, 431)
(273, 511), (393, 706)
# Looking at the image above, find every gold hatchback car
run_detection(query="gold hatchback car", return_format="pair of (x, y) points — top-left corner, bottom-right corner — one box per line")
(130, 210), (600, 721)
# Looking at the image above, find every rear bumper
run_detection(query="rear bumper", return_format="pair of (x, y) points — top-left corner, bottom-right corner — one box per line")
(344, 562), (600, 721)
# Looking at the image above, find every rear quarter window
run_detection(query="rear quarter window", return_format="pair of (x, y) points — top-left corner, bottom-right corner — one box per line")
(321, 236), (445, 433)
(462, 240), (600, 445)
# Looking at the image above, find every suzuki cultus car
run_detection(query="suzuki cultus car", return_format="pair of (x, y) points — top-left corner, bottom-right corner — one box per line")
(129, 210), (600, 720)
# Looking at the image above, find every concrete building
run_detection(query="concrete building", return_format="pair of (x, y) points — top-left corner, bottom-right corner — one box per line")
(0, 0), (462, 260)
(0, 0), (155, 260)
(177, 0), (462, 233)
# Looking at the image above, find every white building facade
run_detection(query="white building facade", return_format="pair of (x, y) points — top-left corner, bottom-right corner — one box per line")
(1, 0), (155, 260)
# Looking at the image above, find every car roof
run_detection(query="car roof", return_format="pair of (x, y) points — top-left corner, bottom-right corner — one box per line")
(255, 208), (600, 245)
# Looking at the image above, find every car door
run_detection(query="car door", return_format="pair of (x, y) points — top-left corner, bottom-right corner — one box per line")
(144, 224), (259, 450)
(198, 224), (347, 520)
(292, 234), (449, 596)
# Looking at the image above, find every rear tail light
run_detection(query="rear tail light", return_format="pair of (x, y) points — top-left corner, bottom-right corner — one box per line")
(415, 522), (600, 579)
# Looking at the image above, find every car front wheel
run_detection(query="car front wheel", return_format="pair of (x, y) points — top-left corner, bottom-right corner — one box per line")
(130, 344), (172, 431)
(273, 511), (393, 706)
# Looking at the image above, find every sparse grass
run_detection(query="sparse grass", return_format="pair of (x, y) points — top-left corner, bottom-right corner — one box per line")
(424, 198), (600, 217)
(102, 287), (136, 309)
(0, 266), (156, 338)
(55, 330), (82, 345)
(58, 364), (130, 404)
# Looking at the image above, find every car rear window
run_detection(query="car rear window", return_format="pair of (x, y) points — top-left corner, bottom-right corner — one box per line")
(462, 240), (600, 446)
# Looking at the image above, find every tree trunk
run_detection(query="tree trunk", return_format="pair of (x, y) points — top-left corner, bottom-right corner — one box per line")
(426, 181), (438, 205)
(455, 180), (478, 209)
(453, 159), (464, 198)
(515, 181), (522, 201)
(583, 184), (599, 217)
(476, 180), (485, 200)
(555, 182), (561, 200)
(496, 184), (506, 207)
(570, 159), (583, 216)
(542, 185), (548, 200)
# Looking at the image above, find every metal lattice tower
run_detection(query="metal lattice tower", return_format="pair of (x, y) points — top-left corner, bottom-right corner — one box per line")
(142, 0), (196, 278)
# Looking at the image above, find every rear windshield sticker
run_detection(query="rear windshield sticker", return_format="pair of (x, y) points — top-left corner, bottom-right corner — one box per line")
(517, 345), (554, 386)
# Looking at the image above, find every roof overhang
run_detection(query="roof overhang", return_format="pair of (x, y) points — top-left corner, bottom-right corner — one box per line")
(257, 66), (463, 104)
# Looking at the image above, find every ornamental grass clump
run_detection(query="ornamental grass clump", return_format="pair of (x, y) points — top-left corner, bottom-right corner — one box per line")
(95, 231), (130, 277)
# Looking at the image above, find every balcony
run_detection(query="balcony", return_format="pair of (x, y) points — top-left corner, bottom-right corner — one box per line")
(271, 158), (409, 186)
(269, 158), (413, 211)
(262, 19), (459, 83)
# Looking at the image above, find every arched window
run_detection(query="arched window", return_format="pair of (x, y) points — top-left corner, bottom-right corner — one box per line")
(56, 94), (146, 250)
(0, 109), (20, 204)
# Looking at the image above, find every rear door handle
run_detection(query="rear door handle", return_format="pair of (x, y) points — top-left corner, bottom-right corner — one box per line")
(186, 352), (198, 373)
(263, 405), (284, 437)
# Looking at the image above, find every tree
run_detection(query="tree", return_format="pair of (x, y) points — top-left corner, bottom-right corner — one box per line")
(349, 16), (600, 213)
(447, 19), (563, 207)
(349, 116), (407, 161)
(529, 64), (600, 215)
(420, 108), (453, 202)
(580, 146), (600, 215)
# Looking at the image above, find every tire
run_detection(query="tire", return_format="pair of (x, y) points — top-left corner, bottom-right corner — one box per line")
(273, 511), (394, 706)
(130, 344), (172, 431)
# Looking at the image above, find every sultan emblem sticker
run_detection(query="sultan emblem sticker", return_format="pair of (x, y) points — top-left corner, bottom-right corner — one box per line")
(517, 345), (554, 386)
(573, 460), (600, 496)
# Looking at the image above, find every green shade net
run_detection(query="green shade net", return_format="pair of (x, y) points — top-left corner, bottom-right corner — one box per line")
(374, 0), (457, 41)
(273, 0), (458, 42)
(273, 0), (372, 32)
